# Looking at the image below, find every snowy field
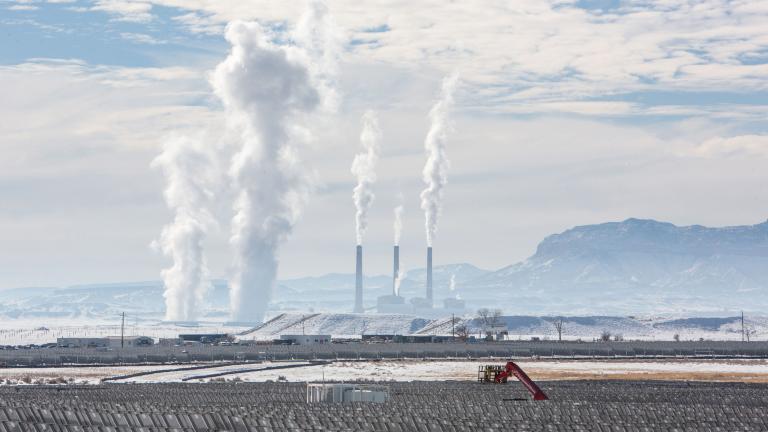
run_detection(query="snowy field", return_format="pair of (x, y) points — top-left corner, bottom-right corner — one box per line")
(3, 359), (768, 385)
(2, 313), (768, 346)
(0, 319), (251, 346)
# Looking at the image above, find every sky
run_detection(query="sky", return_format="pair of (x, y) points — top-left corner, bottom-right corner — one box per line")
(1, 0), (767, 290)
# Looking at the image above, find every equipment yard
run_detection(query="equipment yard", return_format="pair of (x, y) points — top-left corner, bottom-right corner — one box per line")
(3, 380), (768, 431)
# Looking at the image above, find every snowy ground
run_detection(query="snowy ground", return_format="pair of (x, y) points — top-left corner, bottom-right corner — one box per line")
(0, 319), (250, 346)
(2, 313), (768, 346)
(3, 359), (768, 385)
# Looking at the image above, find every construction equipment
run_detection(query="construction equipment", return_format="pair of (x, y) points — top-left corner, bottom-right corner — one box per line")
(478, 361), (548, 401)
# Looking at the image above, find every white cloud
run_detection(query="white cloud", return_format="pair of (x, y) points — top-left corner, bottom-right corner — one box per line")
(120, 32), (166, 45)
(91, 0), (154, 23)
(7, 4), (38, 10)
(125, 0), (768, 114)
(171, 12), (223, 35)
(695, 135), (768, 158)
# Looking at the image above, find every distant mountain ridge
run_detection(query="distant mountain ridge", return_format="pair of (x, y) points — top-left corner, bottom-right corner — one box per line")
(1, 218), (767, 319)
(473, 218), (768, 314)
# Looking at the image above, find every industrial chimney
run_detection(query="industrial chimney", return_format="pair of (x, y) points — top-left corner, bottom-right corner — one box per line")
(392, 245), (400, 295)
(354, 245), (363, 313)
(426, 246), (433, 306)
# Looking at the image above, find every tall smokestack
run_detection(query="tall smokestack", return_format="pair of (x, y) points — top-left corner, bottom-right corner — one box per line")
(354, 245), (363, 313)
(426, 246), (433, 306)
(392, 245), (400, 295)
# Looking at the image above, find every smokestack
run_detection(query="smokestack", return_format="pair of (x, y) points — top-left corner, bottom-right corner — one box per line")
(426, 246), (433, 306)
(354, 245), (363, 313)
(392, 245), (400, 296)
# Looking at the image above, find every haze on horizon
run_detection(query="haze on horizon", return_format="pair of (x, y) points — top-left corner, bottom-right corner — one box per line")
(1, 0), (767, 292)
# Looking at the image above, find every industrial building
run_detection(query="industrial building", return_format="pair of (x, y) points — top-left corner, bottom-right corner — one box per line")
(279, 334), (331, 345)
(57, 336), (153, 348)
(179, 334), (231, 344)
(306, 383), (388, 403)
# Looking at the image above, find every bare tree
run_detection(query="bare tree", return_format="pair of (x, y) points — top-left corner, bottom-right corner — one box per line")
(491, 309), (505, 340)
(600, 330), (611, 342)
(746, 326), (757, 342)
(490, 309), (503, 328)
(673, 333), (680, 342)
(455, 324), (469, 341)
(476, 308), (490, 337)
(551, 317), (565, 342)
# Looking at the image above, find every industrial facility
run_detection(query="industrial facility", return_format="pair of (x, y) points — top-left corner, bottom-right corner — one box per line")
(56, 336), (154, 349)
(372, 243), (465, 316)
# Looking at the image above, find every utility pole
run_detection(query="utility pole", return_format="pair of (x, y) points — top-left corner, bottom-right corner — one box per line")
(121, 312), (125, 349)
(452, 314), (455, 340)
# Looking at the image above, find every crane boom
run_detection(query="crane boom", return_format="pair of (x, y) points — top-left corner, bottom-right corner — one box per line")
(494, 361), (548, 400)
(478, 361), (548, 401)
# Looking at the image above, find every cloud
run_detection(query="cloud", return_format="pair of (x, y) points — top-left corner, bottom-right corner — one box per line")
(171, 12), (223, 35)
(7, 4), (39, 10)
(131, 0), (768, 112)
(91, 0), (154, 23)
(695, 135), (768, 158)
(120, 32), (166, 45)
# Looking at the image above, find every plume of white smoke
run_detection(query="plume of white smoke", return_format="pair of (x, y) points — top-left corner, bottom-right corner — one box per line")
(394, 269), (407, 297)
(213, 2), (338, 323)
(294, 0), (342, 112)
(449, 273), (460, 299)
(420, 74), (459, 247)
(393, 201), (404, 246)
(152, 134), (216, 321)
(351, 110), (381, 245)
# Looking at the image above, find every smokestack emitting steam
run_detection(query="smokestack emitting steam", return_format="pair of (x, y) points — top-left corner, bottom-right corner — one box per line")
(393, 203), (403, 245)
(420, 74), (459, 247)
(153, 134), (215, 321)
(420, 74), (458, 307)
(352, 110), (382, 245)
(392, 245), (400, 295)
(354, 245), (363, 313)
(394, 268), (406, 297)
(214, 2), (338, 323)
(350, 111), (380, 313)
(393, 200), (404, 297)
(427, 246), (433, 305)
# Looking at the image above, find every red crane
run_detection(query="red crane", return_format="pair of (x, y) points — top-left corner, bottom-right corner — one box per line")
(478, 361), (549, 401)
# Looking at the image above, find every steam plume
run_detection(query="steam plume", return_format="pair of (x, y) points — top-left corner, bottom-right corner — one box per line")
(152, 134), (215, 321)
(213, 2), (337, 323)
(351, 110), (381, 245)
(420, 74), (459, 247)
(394, 269), (407, 297)
(449, 273), (456, 292)
(393, 202), (404, 246)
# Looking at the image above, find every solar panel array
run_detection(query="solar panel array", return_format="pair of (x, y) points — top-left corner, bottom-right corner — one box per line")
(1, 380), (768, 431)
(3, 340), (768, 366)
